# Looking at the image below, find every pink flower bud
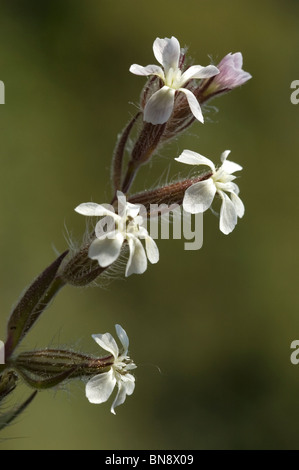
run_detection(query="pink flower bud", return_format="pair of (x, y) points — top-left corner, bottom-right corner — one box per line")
(213, 52), (252, 90)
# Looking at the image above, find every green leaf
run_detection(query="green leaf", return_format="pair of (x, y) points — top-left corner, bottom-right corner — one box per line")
(5, 251), (68, 359)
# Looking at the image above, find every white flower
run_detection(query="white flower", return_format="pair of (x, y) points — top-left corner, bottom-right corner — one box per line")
(75, 191), (159, 277)
(86, 324), (136, 414)
(130, 36), (219, 125)
(175, 150), (244, 234)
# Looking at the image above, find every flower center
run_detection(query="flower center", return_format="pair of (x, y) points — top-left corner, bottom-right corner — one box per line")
(212, 168), (231, 185)
(164, 67), (182, 89)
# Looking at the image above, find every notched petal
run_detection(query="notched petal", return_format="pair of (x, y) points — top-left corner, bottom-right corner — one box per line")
(183, 179), (216, 214)
(85, 370), (116, 404)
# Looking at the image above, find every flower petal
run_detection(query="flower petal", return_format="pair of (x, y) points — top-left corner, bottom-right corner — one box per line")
(129, 64), (164, 79)
(126, 203), (141, 219)
(116, 191), (140, 219)
(215, 181), (239, 193)
(230, 192), (245, 218)
(153, 36), (180, 71)
(115, 324), (129, 355)
(85, 369), (116, 404)
(126, 237), (147, 277)
(183, 179), (216, 214)
(95, 219), (117, 239)
(110, 383), (126, 415)
(75, 202), (117, 218)
(175, 149), (215, 171)
(180, 64), (219, 85)
(145, 236), (159, 264)
(231, 52), (243, 69)
(215, 53), (252, 89)
(153, 37), (168, 65)
(220, 151), (243, 174)
(219, 191), (238, 234)
(88, 233), (124, 267)
(179, 88), (204, 123)
(110, 376), (135, 415)
(92, 333), (119, 359)
(121, 374), (136, 395)
(144, 86), (175, 124)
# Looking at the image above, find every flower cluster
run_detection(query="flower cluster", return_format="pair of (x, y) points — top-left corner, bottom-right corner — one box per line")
(1, 35), (251, 421)
(68, 35), (251, 412)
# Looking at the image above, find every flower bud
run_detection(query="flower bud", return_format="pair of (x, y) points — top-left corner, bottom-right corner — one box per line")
(198, 52), (252, 99)
(14, 349), (114, 389)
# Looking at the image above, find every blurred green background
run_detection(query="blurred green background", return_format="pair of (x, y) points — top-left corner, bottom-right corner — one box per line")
(1, 0), (299, 450)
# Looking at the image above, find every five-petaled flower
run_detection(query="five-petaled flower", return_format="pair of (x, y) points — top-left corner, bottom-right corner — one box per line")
(175, 150), (244, 234)
(130, 36), (219, 125)
(75, 191), (159, 277)
(86, 324), (136, 414)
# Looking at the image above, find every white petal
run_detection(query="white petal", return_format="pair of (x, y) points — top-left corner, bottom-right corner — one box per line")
(179, 88), (204, 123)
(125, 363), (137, 371)
(183, 179), (216, 214)
(144, 86), (175, 124)
(220, 150), (231, 162)
(110, 377), (135, 415)
(232, 52), (243, 69)
(230, 192), (245, 218)
(180, 64), (219, 85)
(110, 383), (126, 415)
(115, 324), (129, 355)
(125, 238), (147, 277)
(129, 64), (164, 79)
(95, 219), (117, 239)
(92, 332), (119, 359)
(88, 233), (124, 267)
(216, 182), (239, 193)
(145, 236), (159, 264)
(175, 149), (215, 171)
(135, 225), (149, 238)
(116, 191), (128, 218)
(75, 202), (117, 218)
(125, 202), (140, 219)
(219, 191), (238, 234)
(85, 369), (116, 404)
(153, 37), (168, 65)
(153, 36), (180, 71)
(221, 151), (243, 174)
(121, 374), (136, 395)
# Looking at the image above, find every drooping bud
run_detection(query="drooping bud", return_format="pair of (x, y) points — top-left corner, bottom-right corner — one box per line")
(197, 52), (252, 100)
